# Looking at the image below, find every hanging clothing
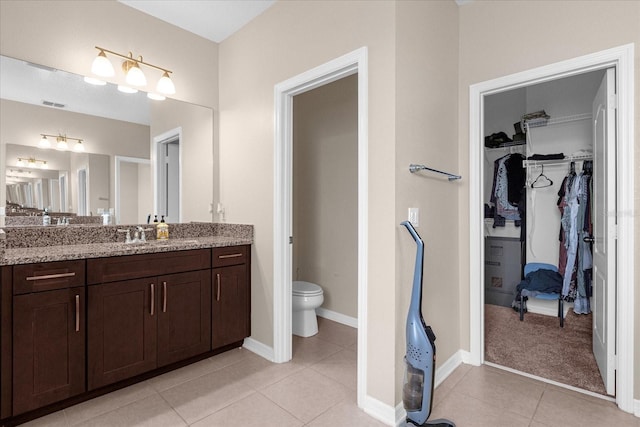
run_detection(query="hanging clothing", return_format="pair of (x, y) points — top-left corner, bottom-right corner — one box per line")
(490, 153), (525, 226)
(557, 164), (593, 314)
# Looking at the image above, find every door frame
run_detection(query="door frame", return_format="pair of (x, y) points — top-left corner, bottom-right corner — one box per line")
(273, 47), (368, 407)
(468, 44), (635, 412)
(153, 127), (182, 222)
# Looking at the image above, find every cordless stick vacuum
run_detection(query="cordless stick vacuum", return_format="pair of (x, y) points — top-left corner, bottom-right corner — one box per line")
(401, 221), (455, 427)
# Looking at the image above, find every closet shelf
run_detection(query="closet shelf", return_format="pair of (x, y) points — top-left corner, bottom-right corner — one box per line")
(522, 153), (593, 168)
(524, 112), (592, 130)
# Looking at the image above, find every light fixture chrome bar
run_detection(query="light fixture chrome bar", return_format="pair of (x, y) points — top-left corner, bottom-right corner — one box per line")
(409, 164), (461, 181)
(95, 46), (172, 74)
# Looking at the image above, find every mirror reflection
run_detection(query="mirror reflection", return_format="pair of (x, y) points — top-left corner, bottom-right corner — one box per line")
(1, 54), (213, 225)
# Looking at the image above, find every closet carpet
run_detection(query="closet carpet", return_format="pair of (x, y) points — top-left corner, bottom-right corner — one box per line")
(484, 303), (606, 395)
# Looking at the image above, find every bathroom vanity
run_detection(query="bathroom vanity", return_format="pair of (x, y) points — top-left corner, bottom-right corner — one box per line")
(0, 223), (252, 426)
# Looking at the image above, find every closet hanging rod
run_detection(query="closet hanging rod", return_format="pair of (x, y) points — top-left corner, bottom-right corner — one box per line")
(522, 154), (592, 168)
(409, 164), (461, 181)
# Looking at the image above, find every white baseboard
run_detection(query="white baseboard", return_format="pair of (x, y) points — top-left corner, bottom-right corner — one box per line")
(434, 349), (466, 388)
(393, 350), (467, 426)
(362, 394), (396, 426)
(634, 398), (640, 418)
(316, 307), (358, 328)
(243, 337), (274, 362)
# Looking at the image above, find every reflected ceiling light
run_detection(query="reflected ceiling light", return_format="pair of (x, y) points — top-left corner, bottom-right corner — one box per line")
(91, 46), (175, 95)
(39, 135), (51, 148)
(17, 157), (48, 168)
(84, 76), (107, 86)
(117, 85), (138, 94)
(147, 92), (166, 101)
(39, 133), (84, 152)
(91, 49), (115, 77)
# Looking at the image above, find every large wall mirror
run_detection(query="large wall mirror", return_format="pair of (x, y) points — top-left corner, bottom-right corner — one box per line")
(0, 54), (214, 225)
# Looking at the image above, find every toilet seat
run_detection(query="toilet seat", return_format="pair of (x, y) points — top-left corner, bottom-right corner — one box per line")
(293, 281), (323, 297)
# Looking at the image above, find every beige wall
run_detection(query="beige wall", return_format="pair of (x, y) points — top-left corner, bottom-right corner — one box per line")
(458, 0), (640, 400)
(395, 0), (460, 403)
(219, 0), (398, 406)
(88, 153), (110, 215)
(292, 74), (358, 319)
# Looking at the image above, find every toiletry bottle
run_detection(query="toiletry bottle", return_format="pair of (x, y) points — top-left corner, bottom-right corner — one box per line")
(157, 215), (169, 240)
(153, 215), (159, 223)
(42, 208), (51, 226)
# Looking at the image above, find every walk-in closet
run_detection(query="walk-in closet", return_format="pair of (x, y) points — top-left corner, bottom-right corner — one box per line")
(482, 68), (615, 396)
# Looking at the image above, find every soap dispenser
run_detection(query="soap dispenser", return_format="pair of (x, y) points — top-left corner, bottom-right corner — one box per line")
(42, 208), (51, 226)
(156, 215), (169, 240)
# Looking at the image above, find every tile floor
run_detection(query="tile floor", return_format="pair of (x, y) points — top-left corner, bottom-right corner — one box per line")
(21, 318), (639, 427)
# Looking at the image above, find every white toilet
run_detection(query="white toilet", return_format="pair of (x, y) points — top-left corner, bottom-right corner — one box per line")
(292, 280), (324, 337)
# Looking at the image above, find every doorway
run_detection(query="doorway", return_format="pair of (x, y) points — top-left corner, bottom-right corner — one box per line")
(292, 74), (358, 327)
(469, 44), (635, 412)
(154, 128), (182, 223)
(273, 47), (368, 407)
(482, 68), (609, 395)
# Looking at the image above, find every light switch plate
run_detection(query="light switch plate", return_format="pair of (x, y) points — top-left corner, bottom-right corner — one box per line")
(408, 207), (419, 227)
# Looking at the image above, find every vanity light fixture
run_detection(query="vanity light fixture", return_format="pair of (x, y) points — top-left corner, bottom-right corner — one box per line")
(39, 133), (85, 152)
(17, 157), (48, 169)
(39, 135), (51, 148)
(91, 48), (115, 77)
(91, 46), (175, 95)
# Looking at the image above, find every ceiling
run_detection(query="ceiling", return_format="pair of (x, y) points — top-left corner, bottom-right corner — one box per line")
(118, 0), (276, 43)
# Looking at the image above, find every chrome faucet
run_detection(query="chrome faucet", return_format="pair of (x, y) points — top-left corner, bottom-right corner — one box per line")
(117, 229), (133, 244)
(136, 226), (154, 243)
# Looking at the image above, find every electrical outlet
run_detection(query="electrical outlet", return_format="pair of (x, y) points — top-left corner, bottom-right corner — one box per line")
(408, 208), (419, 226)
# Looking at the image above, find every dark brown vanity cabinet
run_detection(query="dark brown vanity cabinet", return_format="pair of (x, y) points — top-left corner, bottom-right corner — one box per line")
(10, 261), (86, 416)
(1, 245), (250, 423)
(212, 245), (251, 349)
(87, 249), (211, 390)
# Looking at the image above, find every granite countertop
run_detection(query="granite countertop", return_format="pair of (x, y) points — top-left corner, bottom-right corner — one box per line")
(0, 223), (253, 266)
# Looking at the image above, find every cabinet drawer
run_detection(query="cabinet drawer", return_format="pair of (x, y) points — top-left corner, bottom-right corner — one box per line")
(212, 245), (249, 267)
(13, 260), (85, 295)
(87, 249), (211, 284)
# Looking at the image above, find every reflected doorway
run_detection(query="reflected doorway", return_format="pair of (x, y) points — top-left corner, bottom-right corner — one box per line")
(77, 168), (87, 216)
(154, 127), (181, 222)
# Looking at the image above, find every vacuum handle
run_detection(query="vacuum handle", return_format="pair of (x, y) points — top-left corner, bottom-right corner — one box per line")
(401, 221), (424, 247)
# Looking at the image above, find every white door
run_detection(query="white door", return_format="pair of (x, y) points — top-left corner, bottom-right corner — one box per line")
(591, 68), (616, 396)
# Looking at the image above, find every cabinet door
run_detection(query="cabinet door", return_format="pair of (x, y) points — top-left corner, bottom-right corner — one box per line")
(13, 287), (85, 415)
(88, 278), (157, 390)
(157, 270), (211, 367)
(212, 264), (249, 349)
